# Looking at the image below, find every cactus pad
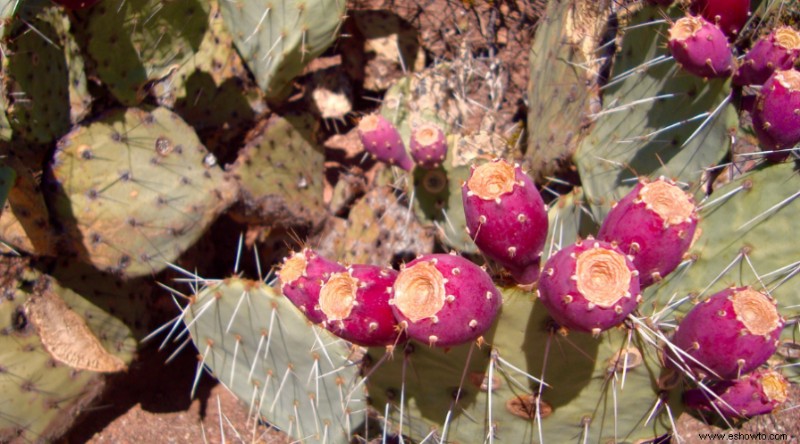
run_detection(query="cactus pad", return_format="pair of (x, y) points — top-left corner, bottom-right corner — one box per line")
(48, 107), (235, 277)
(183, 277), (365, 444)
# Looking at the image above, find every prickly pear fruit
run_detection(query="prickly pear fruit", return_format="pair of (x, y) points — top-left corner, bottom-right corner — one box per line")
(690, 0), (750, 37)
(462, 159), (548, 285)
(390, 253), (502, 347)
(51, 0), (100, 9)
(537, 238), (641, 334)
(409, 123), (447, 169)
(668, 16), (734, 79)
(669, 287), (783, 380)
(751, 69), (800, 155)
(597, 177), (698, 288)
(278, 249), (345, 324)
(357, 114), (413, 171)
(733, 27), (800, 86)
(320, 264), (404, 347)
(683, 368), (788, 419)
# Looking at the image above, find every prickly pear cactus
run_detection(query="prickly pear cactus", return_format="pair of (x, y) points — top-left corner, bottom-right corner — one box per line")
(75, 0), (209, 105)
(183, 277), (365, 444)
(366, 287), (682, 443)
(226, 113), (326, 229)
(220, 0), (346, 101)
(574, 4), (738, 221)
(0, 257), (136, 442)
(0, 164), (14, 214)
(48, 106), (236, 277)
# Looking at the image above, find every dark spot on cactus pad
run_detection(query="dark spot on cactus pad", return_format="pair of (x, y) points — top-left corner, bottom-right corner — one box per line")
(11, 307), (28, 332)
(90, 233), (102, 245)
(111, 131), (121, 142)
(155, 137), (173, 156)
(20, 380), (36, 392)
(119, 171), (131, 181)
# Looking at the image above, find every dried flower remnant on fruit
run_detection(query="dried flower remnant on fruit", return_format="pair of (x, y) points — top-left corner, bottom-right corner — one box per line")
(639, 180), (694, 225)
(319, 272), (359, 321)
(279, 253), (307, 286)
(731, 288), (781, 336)
(670, 16), (703, 41)
(393, 261), (446, 322)
(575, 247), (632, 308)
(761, 371), (789, 403)
(467, 161), (516, 201)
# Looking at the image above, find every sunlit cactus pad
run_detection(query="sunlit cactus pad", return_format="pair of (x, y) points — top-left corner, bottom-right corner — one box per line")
(48, 107), (235, 277)
(183, 277), (366, 444)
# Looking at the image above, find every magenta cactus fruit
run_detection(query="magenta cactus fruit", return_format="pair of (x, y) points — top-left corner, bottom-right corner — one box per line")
(277, 249), (345, 324)
(357, 113), (414, 171)
(683, 368), (789, 419)
(690, 0), (750, 37)
(669, 287), (783, 380)
(537, 238), (641, 335)
(751, 69), (800, 156)
(734, 27), (800, 86)
(597, 177), (698, 288)
(390, 253), (502, 347)
(319, 265), (403, 347)
(668, 15), (734, 79)
(409, 123), (447, 169)
(462, 159), (548, 285)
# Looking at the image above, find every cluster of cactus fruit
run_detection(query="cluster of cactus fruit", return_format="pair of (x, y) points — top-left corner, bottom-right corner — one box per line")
(1, 0), (799, 442)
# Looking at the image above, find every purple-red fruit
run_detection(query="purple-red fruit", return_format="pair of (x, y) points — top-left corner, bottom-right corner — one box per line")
(734, 27), (800, 86)
(357, 114), (413, 171)
(751, 69), (800, 156)
(409, 123), (447, 169)
(278, 249), (345, 324)
(670, 287), (783, 380)
(537, 238), (641, 335)
(690, 0), (750, 37)
(597, 177), (698, 288)
(683, 368), (788, 418)
(51, 0), (100, 8)
(668, 16), (734, 78)
(462, 160), (548, 285)
(390, 253), (502, 347)
(319, 265), (403, 347)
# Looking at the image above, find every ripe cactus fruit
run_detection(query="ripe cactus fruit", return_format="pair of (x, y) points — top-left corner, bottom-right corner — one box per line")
(390, 253), (501, 347)
(683, 368), (789, 418)
(537, 238), (641, 334)
(733, 26), (800, 86)
(751, 69), (800, 154)
(278, 248), (345, 324)
(319, 265), (403, 347)
(409, 123), (447, 169)
(597, 177), (698, 288)
(690, 0), (750, 37)
(668, 15), (734, 79)
(462, 159), (548, 285)
(357, 114), (413, 171)
(669, 287), (783, 380)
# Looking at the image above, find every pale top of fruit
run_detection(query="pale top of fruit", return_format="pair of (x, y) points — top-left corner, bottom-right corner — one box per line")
(775, 26), (800, 51)
(731, 288), (781, 336)
(467, 160), (516, 201)
(393, 260), (446, 322)
(576, 247), (632, 308)
(358, 114), (383, 132)
(775, 69), (800, 91)
(414, 124), (441, 146)
(669, 16), (704, 41)
(319, 272), (358, 321)
(279, 252), (307, 286)
(760, 370), (789, 403)
(640, 179), (695, 226)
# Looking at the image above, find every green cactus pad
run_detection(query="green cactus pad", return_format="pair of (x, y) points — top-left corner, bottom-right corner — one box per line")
(543, 187), (599, 260)
(526, 0), (608, 181)
(0, 258), (135, 442)
(366, 287), (682, 443)
(183, 277), (365, 444)
(48, 107), (235, 278)
(226, 113), (326, 229)
(2, 11), (71, 144)
(645, 161), (800, 321)
(574, 4), (738, 221)
(220, 0), (346, 101)
(76, 0), (209, 105)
